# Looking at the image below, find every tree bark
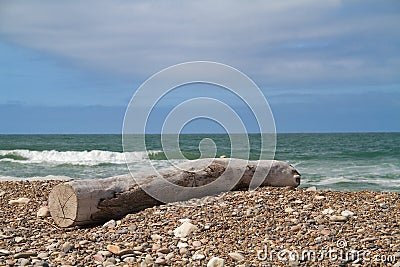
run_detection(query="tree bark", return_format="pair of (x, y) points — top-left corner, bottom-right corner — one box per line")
(48, 158), (301, 227)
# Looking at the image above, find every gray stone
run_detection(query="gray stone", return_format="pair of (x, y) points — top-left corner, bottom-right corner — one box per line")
(62, 242), (74, 253)
(34, 262), (49, 267)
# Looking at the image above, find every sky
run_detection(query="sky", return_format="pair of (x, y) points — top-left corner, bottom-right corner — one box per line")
(0, 0), (399, 133)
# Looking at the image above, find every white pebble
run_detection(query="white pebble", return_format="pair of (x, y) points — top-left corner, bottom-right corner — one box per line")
(8, 197), (30, 205)
(102, 219), (116, 228)
(207, 257), (224, 267)
(177, 242), (188, 249)
(322, 208), (334, 215)
(37, 206), (50, 218)
(341, 210), (355, 217)
(174, 221), (197, 238)
(192, 253), (205, 260)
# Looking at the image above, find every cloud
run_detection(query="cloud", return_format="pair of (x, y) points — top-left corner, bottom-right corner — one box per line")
(1, 0), (399, 90)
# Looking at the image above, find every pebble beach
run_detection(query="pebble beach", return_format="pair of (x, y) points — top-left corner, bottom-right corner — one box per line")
(0, 180), (399, 267)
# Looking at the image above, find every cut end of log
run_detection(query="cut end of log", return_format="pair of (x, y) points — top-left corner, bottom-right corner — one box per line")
(48, 184), (78, 228)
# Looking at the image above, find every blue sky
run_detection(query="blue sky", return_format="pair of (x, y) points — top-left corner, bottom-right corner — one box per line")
(0, 1), (399, 133)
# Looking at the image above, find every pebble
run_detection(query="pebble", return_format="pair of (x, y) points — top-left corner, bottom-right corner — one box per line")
(291, 225), (302, 231)
(62, 242), (74, 253)
(192, 253), (205, 260)
(151, 234), (163, 241)
(320, 229), (331, 235)
(123, 257), (135, 264)
(157, 247), (170, 254)
(177, 242), (188, 248)
(106, 245), (121, 255)
(285, 207), (295, 213)
(36, 206), (50, 217)
(192, 240), (202, 248)
(78, 240), (89, 246)
(0, 190), (5, 196)
(207, 257), (224, 267)
(34, 262), (49, 267)
(20, 258), (30, 266)
(165, 252), (174, 260)
(116, 229), (128, 234)
(0, 249), (11, 256)
(15, 236), (24, 243)
(379, 203), (388, 209)
(314, 195), (326, 200)
(8, 197), (30, 205)
(330, 215), (348, 222)
(228, 252), (245, 261)
(341, 210), (354, 217)
(393, 263), (400, 267)
(305, 186), (317, 191)
(119, 249), (134, 256)
(155, 257), (166, 265)
(322, 208), (334, 215)
(174, 221), (198, 238)
(14, 251), (37, 259)
(145, 254), (154, 264)
(303, 204), (313, 209)
(37, 252), (49, 259)
(179, 247), (188, 255)
(93, 254), (104, 262)
(102, 219), (116, 228)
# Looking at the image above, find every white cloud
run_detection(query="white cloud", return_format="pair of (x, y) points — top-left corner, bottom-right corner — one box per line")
(0, 0), (399, 90)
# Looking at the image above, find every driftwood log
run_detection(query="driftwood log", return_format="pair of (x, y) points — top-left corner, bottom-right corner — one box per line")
(49, 158), (301, 227)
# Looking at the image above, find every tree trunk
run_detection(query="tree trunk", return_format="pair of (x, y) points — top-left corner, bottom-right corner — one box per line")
(48, 158), (301, 227)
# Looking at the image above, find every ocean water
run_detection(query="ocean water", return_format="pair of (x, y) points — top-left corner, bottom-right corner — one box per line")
(0, 133), (399, 192)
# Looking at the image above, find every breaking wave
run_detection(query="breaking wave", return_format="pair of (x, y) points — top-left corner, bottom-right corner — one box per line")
(0, 150), (162, 166)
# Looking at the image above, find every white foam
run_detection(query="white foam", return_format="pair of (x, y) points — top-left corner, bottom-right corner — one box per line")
(0, 149), (160, 166)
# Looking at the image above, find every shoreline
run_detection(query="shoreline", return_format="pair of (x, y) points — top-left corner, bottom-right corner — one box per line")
(0, 180), (399, 266)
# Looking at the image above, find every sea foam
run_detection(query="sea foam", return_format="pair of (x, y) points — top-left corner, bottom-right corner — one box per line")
(0, 149), (160, 166)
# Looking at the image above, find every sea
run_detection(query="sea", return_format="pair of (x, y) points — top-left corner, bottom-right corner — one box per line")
(0, 133), (399, 192)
